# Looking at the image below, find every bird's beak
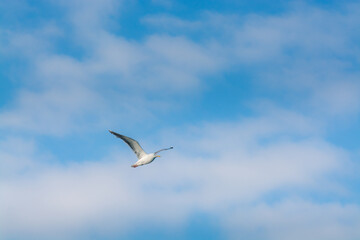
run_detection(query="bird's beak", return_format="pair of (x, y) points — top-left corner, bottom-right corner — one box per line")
(156, 155), (161, 158)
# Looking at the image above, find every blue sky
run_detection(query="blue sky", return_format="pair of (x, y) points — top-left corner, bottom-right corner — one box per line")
(1, 0), (360, 239)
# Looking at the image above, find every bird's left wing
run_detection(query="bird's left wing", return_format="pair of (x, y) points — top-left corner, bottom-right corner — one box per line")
(155, 146), (174, 154)
(109, 130), (147, 159)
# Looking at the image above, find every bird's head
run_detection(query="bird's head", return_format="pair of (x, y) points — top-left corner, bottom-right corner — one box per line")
(155, 155), (161, 158)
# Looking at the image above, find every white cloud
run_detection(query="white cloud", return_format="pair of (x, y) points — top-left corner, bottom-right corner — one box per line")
(311, 80), (360, 116)
(0, 30), (224, 134)
(0, 1), (226, 135)
(1, 111), (357, 239)
(142, 14), (202, 32)
(225, 200), (360, 240)
(56, 0), (120, 36)
(229, 4), (360, 116)
(1, 2), (360, 239)
(2, 2), (360, 135)
(140, 4), (360, 118)
(0, 137), (39, 177)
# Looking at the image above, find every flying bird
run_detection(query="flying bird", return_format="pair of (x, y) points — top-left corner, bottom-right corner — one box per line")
(109, 130), (173, 168)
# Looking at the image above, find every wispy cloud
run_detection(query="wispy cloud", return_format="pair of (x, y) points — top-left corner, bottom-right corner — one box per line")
(0, 1), (225, 135)
(2, 2), (360, 135)
(1, 109), (356, 239)
(226, 200), (360, 240)
(1, 1), (360, 239)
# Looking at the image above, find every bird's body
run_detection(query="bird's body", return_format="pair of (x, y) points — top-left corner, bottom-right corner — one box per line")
(132, 153), (157, 168)
(109, 130), (173, 168)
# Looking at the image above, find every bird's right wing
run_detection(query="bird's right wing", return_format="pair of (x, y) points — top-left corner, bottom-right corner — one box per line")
(109, 130), (147, 159)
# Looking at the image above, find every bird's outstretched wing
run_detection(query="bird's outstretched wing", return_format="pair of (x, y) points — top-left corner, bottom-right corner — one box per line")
(155, 146), (174, 154)
(109, 130), (147, 159)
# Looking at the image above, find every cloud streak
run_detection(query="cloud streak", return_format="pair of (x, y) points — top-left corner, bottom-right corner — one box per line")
(2, 2), (360, 135)
(1, 109), (357, 239)
(1, 1), (360, 239)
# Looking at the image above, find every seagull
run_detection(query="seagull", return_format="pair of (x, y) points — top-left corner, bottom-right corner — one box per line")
(109, 130), (173, 168)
